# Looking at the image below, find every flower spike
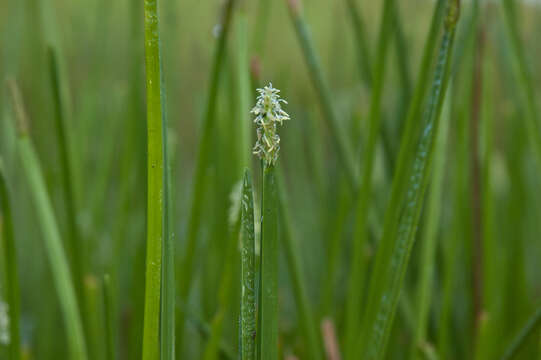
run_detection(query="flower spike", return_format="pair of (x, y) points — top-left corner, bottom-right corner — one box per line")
(252, 83), (290, 166)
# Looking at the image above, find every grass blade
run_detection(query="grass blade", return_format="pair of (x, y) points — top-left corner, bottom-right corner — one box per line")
(500, 307), (541, 360)
(276, 169), (323, 360)
(501, 0), (541, 173)
(344, 0), (372, 86)
(410, 81), (452, 359)
(48, 47), (85, 315)
(203, 189), (242, 360)
(0, 161), (21, 360)
(343, 0), (397, 355)
(176, 0), (236, 350)
(103, 274), (116, 360)
(8, 79), (88, 360)
(240, 169), (256, 360)
(259, 164), (278, 360)
(142, 0), (167, 358)
(285, 0), (358, 188)
(357, 2), (461, 358)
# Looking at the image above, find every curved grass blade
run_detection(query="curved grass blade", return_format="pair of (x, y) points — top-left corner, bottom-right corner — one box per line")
(176, 0), (236, 351)
(500, 307), (541, 360)
(276, 169), (323, 360)
(259, 164), (278, 360)
(285, 0), (358, 188)
(8, 79), (88, 360)
(0, 161), (21, 360)
(357, 2), (461, 358)
(343, 0), (397, 355)
(240, 169), (256, 360)
(142, 0), (169, 358)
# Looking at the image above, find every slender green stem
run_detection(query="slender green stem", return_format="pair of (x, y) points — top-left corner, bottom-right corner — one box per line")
(501, 0), (541, 174)
(84, 275), (104, 360)
(8, 79), (88, 360)
(176, 1), (236, 352)
(392, 4), (412, 108)
(48, 46), (85, 317)
(0, 161), (21, 360)
(500, 307), (541, 360)
(142, 0), (167, 358)
(235, 10), (251, 170)
(285, 0), (358, 188)
(344, 0), (372, 85)
(203, 220), (241, 360)
(410, 82), (452, 359)
(103, 274), (116, 360)
(343, 0), (396, 355)
(240, 169), (256, 360)
(162, 86), (175, 360)
(260, 164), (278, 360)
(276, 169), (322, 360)
(358, 2), (460, 359)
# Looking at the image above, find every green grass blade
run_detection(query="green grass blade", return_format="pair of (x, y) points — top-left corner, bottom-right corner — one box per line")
(357, 2), (460, 358)
(202, 216), (241, 360)
(176, 0), (236, 350)
(501, 0), (541, 173)
(240, 169), (256, 360)
(186, 312), (236, 360)
(343, 0), (397, 355)
(103, 274), (116, 360)
(260, 164), (278, 360)
(392, 4), (412, 107)
(500, 307), (541, 360)
(84, 275), (104, 360)
(48, 47), (85, 315)
(0, 160), (21, 360)
(344, 0), (372, 85)
(285, 0), (358, 189)
(162, 86), (175, 359)
(142, 0), (167, 358)
(8, 79), (88, 360)
(410, 81), (452, 359)
(235, 11), (251, 170)
(276, 169), (322, 360)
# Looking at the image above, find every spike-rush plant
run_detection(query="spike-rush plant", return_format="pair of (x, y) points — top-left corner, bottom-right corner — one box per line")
(250, 83), (289, 360)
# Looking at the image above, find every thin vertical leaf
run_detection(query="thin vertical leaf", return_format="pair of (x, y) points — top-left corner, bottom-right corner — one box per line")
(48, 47), (85, 316)
(411, 82), (452, 359)
(176, 0), (236, 350)
(501, 0), (541, 173)
(142, 0), (167, 358)
(8, 79), (88, 360)
(103, 274), (116, 360)
(240, 169), (256, 360)
(358, 2), (461, 359)
(343, 0), (397, 355)
(259, 164), (278, 360)
(277, 169), (323, 360)
(0, 161), (21, 360)
(284, 0), (358, 188)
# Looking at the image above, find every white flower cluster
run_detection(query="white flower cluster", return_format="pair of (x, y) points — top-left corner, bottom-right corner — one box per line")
(252, 83), (290, 166)
(0, 301), (9, 345)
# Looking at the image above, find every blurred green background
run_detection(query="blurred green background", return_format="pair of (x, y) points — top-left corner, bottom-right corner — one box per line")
(0, 0), (540, 359)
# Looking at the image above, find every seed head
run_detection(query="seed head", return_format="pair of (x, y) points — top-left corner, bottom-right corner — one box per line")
(252, 83), (290, 166)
